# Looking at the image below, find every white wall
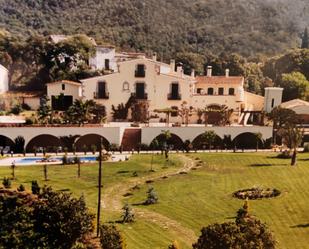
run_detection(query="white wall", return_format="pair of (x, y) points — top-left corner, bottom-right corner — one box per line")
(81, 58), (195, 121)
(47, 82), (82, 101)
(89, 47), (117, 72)
(0, 65), (9, 93)
(141, 126), (273, 145)
(264, 87), (283, 113)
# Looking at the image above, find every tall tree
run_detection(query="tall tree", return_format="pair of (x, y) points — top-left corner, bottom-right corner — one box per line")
(301, 27), (309, 49)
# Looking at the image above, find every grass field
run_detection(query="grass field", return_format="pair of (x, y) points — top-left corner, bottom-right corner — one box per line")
(0, 152), (309, 249)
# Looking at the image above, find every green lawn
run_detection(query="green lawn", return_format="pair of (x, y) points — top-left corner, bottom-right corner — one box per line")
(127, 152), (309, 249)
(1, 153), (309, 249)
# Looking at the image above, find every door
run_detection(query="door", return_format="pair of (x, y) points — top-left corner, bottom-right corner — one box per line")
(136, 83), (145, 99)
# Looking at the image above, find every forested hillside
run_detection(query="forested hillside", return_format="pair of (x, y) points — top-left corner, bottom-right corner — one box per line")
(0, 0), (308, 58)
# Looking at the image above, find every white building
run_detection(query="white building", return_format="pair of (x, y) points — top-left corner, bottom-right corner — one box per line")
(89, 46), (118, 72)
(0, 64), (9, 94)
(47, 56), (282, 124)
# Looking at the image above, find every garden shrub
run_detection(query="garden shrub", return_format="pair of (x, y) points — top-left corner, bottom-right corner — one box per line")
(100, 224), (126, 249)
(144, 187), (158, 205)
(2, 177), (11, 189)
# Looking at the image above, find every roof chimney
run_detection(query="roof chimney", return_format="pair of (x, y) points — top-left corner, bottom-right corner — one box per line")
(177, 66), (183, 75)
(170, 59), (176, 72)
(152, 52), (157, 61)
(207, 66), (212, 77)
(225, 69), (230, 77)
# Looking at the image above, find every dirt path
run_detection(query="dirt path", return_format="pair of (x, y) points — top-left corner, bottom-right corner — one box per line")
(102, 154), (197, 247)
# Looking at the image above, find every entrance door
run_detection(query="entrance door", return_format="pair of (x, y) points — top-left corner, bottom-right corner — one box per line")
(136, 83), (145, 99)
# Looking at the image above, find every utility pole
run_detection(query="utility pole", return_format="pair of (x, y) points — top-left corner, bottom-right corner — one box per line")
(96, 138), (103, 237)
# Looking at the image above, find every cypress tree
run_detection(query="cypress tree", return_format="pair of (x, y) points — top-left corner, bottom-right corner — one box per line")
(301, 27), (309, 49)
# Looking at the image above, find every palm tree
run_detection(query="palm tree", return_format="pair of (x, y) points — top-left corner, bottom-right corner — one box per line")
(201, 130), (217, 151)
(267, 107), (298, 144)
(66, 99), (95, 125)
(278, 125), (304, 166)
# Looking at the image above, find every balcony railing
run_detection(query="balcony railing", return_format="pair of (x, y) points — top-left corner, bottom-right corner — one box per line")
(94, 92), (109, 99)
(131, 92), (148, 100)
(134, 70), (145, 78)
(167, 93), (182, 100)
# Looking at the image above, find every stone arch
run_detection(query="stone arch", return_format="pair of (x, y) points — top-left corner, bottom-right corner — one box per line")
(150, 133), (184, 150)
(233, 132), (264, 149)
(74, 134), (110, 152)
(26, 134), (63, 152)
(0, 135), (15, 150)
(192, 133), (223, 149)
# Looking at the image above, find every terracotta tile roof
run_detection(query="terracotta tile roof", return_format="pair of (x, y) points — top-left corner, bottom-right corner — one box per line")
(46, 80), (81, 86)
(196, 76), (244, 85)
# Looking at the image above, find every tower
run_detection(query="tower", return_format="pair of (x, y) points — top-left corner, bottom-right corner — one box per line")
(263, 87), (283, 113)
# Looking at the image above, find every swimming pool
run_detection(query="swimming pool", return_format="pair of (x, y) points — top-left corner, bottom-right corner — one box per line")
(14, 156), (98, 164)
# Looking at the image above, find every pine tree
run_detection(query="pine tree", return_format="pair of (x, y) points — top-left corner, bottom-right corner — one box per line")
(301, 27), (309, 49)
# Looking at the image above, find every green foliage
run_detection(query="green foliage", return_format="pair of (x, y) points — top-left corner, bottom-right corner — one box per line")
(144, 187), (158, 205)
(37, 96), (52, 124)
(2, 177), (11, 189)
(1, 0), (307, 59)
(10, 104), (22, 115)
(201, 130), (217, 149)
(121, 204), (135, 223)
(17, 184), (25, 192)
(100, 224), (126, 249)
(31, 180), (40, 195)
(280, 72), (309, 101)
(193, 204), (276, 249)
(14, 136), (25, 153)
(0, 187), (94, 249)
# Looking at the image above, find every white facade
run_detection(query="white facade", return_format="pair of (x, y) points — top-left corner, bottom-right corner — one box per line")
(89, 46), (118, 71)
(264, 87), (283, 113)
(0, 64), (9, 94)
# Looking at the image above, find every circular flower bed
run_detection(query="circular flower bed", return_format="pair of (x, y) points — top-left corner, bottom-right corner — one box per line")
(233, 187), (281, 200)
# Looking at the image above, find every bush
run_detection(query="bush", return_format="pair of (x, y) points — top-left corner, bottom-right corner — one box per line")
(25, 117), (34, 125)
(100, 224), (126, 249)
(193, 204), (276, 249)
(21, 103), (31, 110)
(17, 184), (25, 192)
(168, 241), (181, 249)
(10, 104), (22, 115)
(144, 187), (158, 205)
(0, 187), (94, 249)
(121, 204), (135, 223)
(31, 180), (40, 195)
(2, 177), (11, 189)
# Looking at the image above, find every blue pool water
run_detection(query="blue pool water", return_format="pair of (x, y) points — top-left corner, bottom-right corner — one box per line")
(14, 156), (98, 164)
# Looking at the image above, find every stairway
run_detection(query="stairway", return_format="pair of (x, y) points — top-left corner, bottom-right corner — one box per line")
(121, 128), (141, 151)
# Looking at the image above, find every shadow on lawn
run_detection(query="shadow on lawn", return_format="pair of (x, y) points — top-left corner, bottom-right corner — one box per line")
(291, 223), (309, 228)
(250, 163), (286, 167)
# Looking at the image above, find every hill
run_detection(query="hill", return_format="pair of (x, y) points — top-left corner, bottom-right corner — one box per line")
(0, 0), (308, 58)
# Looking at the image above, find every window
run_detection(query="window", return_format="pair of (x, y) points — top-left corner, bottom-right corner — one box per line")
(62, 84), (65, 91)
(168, 82), (181, 100)
(135, 64), (146, 77)
(105, 59), (110, 70)
(228, 88), (235, 95)
(271, 98), (275, 108)
(96, 81), (109, 99)
(218, 87), (224, 95)
(123, 81), (130, 91)
(207, 88), (214, 95)
(197, 88), (202, 94)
